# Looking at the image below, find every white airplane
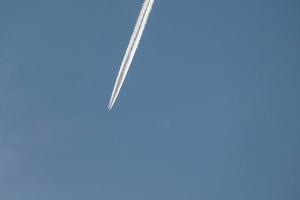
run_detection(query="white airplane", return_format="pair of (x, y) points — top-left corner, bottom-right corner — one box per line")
(108, 0), (154, 110)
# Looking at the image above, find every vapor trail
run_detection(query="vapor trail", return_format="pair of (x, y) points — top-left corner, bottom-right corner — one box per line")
(108, 0), (154, 110)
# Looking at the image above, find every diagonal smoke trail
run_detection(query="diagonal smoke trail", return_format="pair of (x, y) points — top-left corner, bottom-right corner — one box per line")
(108, 0), (154, 110)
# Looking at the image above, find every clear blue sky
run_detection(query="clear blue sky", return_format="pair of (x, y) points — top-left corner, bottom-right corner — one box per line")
(1, 0), (299, 199)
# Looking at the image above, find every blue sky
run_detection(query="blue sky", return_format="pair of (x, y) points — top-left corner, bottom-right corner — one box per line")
(0, 0), (299, 199)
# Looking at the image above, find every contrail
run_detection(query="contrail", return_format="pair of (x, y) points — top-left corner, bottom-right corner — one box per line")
(108, 0), (154, 110)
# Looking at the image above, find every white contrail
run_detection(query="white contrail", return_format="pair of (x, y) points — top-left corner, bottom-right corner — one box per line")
(108, 0), (154, 110)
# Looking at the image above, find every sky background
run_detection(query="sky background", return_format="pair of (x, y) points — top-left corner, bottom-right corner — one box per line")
(0, 0), (300, 199)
